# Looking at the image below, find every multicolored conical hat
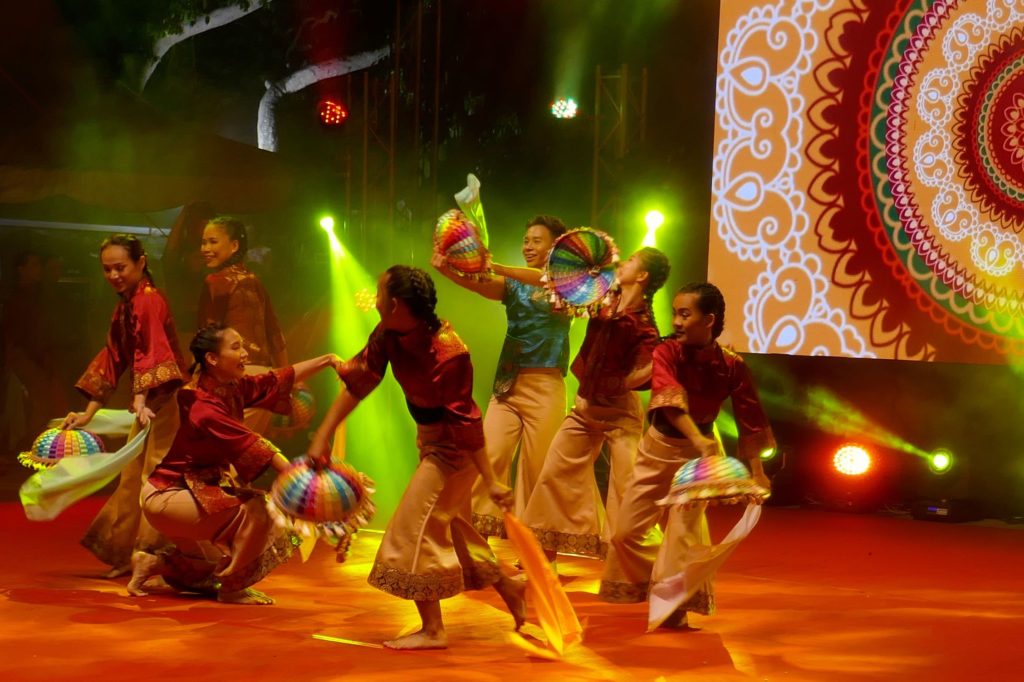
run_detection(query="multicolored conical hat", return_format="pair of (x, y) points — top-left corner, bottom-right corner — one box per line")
(268, 458), (375, 560)
(434, 209), (491, 279)
(271, 388), (316, 431)
(659, 455), (768, 507)
(544, 227), (619, 316)
(18, 428), (106, 471)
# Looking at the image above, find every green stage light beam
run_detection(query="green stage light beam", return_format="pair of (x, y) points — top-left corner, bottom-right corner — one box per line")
(642, 210), (665, 247)
(320, 222), (417, 527)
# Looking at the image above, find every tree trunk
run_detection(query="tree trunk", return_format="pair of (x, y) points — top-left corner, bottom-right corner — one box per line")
(257, 47), (390, 152)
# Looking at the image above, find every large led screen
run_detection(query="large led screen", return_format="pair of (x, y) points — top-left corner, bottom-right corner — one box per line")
(708, 0), (1024, 362)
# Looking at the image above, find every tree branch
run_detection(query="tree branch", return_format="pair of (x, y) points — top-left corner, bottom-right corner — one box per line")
(257, 46), (391, 152)
(138, 1), (272, 91)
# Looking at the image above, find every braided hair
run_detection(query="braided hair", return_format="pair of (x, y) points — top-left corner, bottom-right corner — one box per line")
(676, 282), (726, 339)
(100, 234), (155, 284)
(206, 216), (249, 266)
(385, 265), (442, 333)
(188, 323), (229, 375)
(635, 247), (671, 330)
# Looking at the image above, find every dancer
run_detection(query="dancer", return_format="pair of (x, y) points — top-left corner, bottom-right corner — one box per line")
(308, 265), (525, 650)
(61, 234), (189, 577)
(520, 247), (670, 562)
(133, 324), (339, 603)
(431, 214), (572, 537)
(598, 282), (774, 627)
(198, 216), (288, 434)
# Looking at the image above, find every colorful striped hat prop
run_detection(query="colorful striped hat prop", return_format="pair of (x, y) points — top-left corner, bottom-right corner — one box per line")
(434, 209), (491, 279)
(543, 227), (619, 316)
(271, 387), (317, 431)
(659, 455), (768, 507)
(268, 458), (375, 561)
(18, 428), (106, 471)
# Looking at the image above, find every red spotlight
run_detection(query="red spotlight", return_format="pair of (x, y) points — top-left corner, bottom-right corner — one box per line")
(317, 99), (348, 126)
(833, 444), (871, 476)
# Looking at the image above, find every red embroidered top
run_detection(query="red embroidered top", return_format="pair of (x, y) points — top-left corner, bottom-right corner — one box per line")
(648, 338), (775, 460)
(571, 307), (661, 400)
(148, 367), (295, 514)
(198, 263), (286, 367)
(75, 279), (188, 403)
(338, 320), (485, 450)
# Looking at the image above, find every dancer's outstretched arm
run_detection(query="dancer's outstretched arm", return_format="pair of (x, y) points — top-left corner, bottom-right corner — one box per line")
(430, 250), (505, 300)
(307, 387), (360, 466)
(492, 263), (544, 287)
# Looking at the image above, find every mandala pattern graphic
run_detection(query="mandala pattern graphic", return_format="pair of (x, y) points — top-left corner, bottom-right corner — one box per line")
(710, 0), (1024, 362)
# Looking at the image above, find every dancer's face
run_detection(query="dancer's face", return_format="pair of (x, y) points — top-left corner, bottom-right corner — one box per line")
(616, 252), (649, 288)
(206, 328), (249, 381)
(672, 292), (714, 346)
(201, 223), (240, 270)
(522, 225), (556, 268)
(100, 246), (146, 295)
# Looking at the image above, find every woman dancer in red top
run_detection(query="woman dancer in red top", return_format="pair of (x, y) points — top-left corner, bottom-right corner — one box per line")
(62, 234), (189, 580)
(518, 247), (671, 564)
(309, 265), (525, 650)
(600, 282), (775, 627)
(133, 324), (339, 603)
(197, 217), (288, 434)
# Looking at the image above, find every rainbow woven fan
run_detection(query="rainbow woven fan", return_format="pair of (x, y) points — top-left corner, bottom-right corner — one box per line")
(434, 209), (491, 279)
(268, 458), (375, 560)
(544, 227), (619, 316)
(659, 456), (768, 507)
(18, 428), (106, 471)
(271, 388), (316, 431)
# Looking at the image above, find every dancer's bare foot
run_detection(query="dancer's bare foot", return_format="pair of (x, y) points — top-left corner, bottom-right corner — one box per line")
(383, 629), (448, 650)
(495, 574), (527, 630)
(217, 588), (275, 605)
(126, 551), (162, 596)
(102, 564), (131, 579)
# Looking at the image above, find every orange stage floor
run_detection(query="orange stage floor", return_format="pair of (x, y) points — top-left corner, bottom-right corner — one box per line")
(1, 498), (1021, 681)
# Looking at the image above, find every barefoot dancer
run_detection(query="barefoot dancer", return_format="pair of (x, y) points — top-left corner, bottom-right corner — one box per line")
(519, 247), (670, 563)
(309, 266), (525, 650)
(599, 283), (775, 627)
(431, 215), (571, 537)
(62, 235), (189, 578)
(135, 324), (339, 603)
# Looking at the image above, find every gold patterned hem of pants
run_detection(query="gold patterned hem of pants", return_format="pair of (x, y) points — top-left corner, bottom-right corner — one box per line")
(217, 531), (299, 593)
(679, 587), (715, 616)
(472, 513), (506, 539)
(531, 527), (607, 559)
(598, 580), (649, 604)
(368, 563), (467, 601)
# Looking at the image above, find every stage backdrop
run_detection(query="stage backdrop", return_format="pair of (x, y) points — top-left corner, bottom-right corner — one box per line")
(709, 0), (1024, 363)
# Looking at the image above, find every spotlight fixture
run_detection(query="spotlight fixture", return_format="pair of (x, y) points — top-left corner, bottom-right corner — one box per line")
(551, 98), (579, 119)
(642, 210), (665, 247)
(354, 288), (376, 312)
(833, 444), (871, 476)
(928, 448), (953, 475)
(318, 99), (348, 126)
